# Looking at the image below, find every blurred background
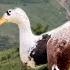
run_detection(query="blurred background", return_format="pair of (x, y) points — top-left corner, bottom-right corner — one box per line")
(0, 0), (70, 70)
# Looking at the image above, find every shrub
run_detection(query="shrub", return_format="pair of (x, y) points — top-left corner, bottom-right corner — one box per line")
(1, 56), (7, 61)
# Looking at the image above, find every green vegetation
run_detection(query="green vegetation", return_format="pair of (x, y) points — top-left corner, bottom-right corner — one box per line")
(32, 23), (49, 35)
(0, 48), (20, 70)
(0, 48), (48, 70)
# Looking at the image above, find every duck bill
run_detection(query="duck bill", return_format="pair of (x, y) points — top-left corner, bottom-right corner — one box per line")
(0, 18), (7, 25)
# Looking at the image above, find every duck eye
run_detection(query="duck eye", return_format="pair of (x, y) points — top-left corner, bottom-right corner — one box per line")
(6, 10), (11, 16)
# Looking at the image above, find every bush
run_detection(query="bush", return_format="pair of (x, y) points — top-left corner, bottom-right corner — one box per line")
(1, 56), (7, 61)
(32, 23), (49, 35)
(7, 54), (11, 59)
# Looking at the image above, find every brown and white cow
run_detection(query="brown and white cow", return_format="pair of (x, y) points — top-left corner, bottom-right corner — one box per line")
(47, 21), (70, 70)
(47, 39), (70, 70)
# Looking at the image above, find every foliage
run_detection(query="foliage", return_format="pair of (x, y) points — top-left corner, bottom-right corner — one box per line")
(0, 48), (47, 70)
(32, 23), (49, 35)
(0, 48), (20, 70)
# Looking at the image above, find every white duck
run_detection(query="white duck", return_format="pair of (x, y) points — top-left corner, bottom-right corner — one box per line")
(0, 8), (55, 68)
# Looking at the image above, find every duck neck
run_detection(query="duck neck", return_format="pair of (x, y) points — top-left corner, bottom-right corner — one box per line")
(19, 23), (33, 36)
(18, 19), (36, 51)
(17, 15), (34, 36)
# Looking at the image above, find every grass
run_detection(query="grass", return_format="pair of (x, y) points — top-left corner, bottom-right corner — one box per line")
(0, 48), (48, 70)
(0, 48), (20, 70)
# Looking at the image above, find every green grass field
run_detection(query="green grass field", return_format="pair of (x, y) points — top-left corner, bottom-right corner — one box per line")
(0, 48), (21, 70)
(0, 48), (48, 70)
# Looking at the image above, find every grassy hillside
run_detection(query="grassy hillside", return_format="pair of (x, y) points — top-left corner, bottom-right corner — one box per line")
(0, 48), (20, 70)
(0, 48), (48, 70)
